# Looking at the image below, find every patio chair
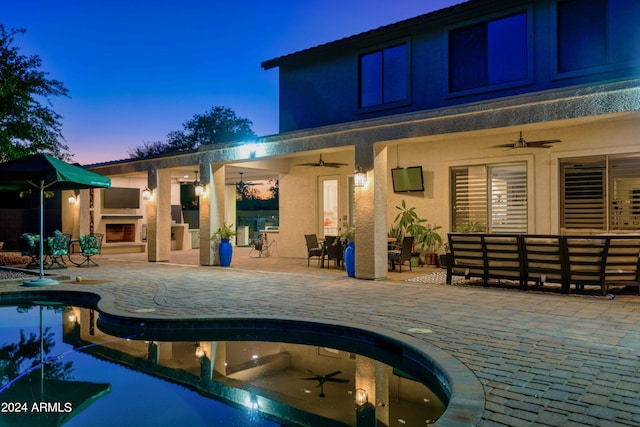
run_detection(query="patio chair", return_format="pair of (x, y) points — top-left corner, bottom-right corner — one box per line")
(324, 235), (344, 269)
(76, 233), (103, 267)
(18, 233), (39, 268)
(388, 236), (414, 272)
(305, 234), (323, 266)
(46, 230), (69, 269)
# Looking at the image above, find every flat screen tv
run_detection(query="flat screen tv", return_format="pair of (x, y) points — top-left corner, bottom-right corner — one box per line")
(392, 166), (424, 192)
(103, 187), (140, 209)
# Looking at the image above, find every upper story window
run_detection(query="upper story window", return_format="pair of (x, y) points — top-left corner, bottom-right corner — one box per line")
(557, 0), (640, 73)
(449, 12), (528, 92)
(358, 43), (408, 109)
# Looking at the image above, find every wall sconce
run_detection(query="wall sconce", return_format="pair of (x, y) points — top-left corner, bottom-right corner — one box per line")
(193, 171), (204, 197)
(354, 167), (367, 187)
(355, 388), (368, 406)
(142, 186), (152, 201)
(194, 343), (205, 358)
(68, 190), (80, 205)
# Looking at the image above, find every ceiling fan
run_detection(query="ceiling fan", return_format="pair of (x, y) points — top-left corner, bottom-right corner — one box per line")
(491, 131), (562, 149)
(296, 154), (348, 168)
(301, 370), (349, 397)
(236, 172), (258, 192)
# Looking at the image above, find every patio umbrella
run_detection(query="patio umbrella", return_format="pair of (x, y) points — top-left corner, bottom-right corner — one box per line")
(0, 153), (111, 286)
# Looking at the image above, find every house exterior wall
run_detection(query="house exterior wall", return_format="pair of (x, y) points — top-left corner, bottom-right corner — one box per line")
(271, 0), (640, 133)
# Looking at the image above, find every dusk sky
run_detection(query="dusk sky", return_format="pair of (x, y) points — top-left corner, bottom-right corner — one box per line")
(4, 0), (463, 165)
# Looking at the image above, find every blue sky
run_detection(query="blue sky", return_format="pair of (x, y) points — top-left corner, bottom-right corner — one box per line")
(4, 0), (463, 164)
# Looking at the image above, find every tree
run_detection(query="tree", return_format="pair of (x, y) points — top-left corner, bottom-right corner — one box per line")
(0, 25), (70, 162)
(184, 106), (256, 146)
(129, 106), (256, 159)
(127, 140), (168, 159)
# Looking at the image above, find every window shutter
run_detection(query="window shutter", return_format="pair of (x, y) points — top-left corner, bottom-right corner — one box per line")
(451, 166), (488, 231)
(489, 164), (527, 233)
(609, 156), (640, 230)
(561, 158), (606, 230)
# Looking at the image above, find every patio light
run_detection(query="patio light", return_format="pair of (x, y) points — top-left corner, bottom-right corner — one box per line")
(193, 171), (204, 197)
(142, 186), (152, 201)
(68, 190), (80, 205)
(194, 343), (205, 358)
(355, 388), (368, 406)
(354, 167), (367, 187)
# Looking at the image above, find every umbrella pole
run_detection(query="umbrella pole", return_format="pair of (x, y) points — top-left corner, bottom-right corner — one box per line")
(23, 181), (58, 287)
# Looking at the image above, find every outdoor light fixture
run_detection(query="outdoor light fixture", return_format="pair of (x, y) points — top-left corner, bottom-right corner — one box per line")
(194, 343), (205, 358)
(355, 388), (368, 406)
(142, 186), (152, 201)
(193, 171), (204, 197)
(354, 167), (367, 187)
(68, 190), (80, 204)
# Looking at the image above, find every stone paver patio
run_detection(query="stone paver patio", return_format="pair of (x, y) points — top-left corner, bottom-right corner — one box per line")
(1, 248), (640, 426)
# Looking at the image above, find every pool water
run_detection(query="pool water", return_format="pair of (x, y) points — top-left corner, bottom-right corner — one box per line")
(0, 304), (445, 426)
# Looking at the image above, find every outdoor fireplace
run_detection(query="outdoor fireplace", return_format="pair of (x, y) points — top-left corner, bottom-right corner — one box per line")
(105, 224), (135, 243)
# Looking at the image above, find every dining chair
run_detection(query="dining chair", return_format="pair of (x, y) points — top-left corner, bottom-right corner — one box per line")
(76, 233), (103, 267)
(46, 230), (70, 269)
(18, 233), (39, 268)
(324, 235), (344, 269)
(304, 234), (323, 266)
(388, 236), (414, 272)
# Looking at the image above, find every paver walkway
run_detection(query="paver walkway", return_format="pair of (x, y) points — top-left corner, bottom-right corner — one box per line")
(2, 249), (640, 426)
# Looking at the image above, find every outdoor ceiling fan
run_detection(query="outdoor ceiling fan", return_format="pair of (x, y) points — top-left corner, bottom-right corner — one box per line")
(491, 131), (562, 149)
(301, 370), (349, 397)
(295, 154), (348, 168)
(236, 172), (258, 192)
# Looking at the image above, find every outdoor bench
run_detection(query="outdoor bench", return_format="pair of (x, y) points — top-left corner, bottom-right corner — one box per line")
(446, 233), (640, 295)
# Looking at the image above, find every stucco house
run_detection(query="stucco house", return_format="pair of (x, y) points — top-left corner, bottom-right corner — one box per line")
(66, 0), (640, 280)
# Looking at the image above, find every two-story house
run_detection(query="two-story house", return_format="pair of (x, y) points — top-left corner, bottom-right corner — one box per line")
(81, 0), (640, 280)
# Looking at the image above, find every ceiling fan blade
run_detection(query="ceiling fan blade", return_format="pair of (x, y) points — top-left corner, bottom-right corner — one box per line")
(325, 378), (350, 383)
(490, 143), (519, 148)
(324, 371), (342, 378)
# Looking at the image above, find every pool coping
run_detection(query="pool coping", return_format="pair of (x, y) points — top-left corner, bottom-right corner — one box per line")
(0, 287), (485, 427)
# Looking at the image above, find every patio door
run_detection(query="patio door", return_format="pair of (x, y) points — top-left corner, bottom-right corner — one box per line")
(319, 176), (340, 237)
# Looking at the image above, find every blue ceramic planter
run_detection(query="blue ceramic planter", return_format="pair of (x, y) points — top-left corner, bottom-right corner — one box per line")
(344, 242), (355, 277)
(219, 238), (233, 266)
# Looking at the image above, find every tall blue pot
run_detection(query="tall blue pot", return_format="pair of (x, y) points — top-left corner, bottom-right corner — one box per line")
(219, 238), (233, 267)
(344, 242), (355, 277)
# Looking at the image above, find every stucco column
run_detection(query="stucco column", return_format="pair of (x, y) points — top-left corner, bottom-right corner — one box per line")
(147, 168), (172, 262)
(199, 163), (226, 266)
(354, 143), (388, 279)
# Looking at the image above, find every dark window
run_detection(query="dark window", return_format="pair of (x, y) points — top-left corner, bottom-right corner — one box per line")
(449, 13), (528, 92)
(558, 0), (640, 72)
(359, 44), (407, 108)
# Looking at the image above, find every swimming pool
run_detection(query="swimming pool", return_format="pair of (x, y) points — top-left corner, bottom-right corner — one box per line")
(0, 303), (446, 426)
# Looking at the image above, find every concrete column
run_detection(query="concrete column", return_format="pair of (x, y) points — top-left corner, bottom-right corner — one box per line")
(199, 163), (227, 266)
(147, 168), (172, 262)
(354, 143), (388, 279)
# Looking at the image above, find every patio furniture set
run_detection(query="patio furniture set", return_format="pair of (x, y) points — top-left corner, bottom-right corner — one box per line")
(18, 232), (103, 269)
(446, 233), (640, 295)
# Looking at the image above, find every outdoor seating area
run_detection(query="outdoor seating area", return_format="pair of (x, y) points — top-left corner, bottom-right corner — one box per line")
(16, 232), (103, 269)
(447, 233), (640, 295)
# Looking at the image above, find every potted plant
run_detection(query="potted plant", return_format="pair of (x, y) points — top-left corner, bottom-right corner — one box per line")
(393, 200), (427, 265)
(416, 223), (443, 265)
(339, 225), (356, 277)
(212, 223), (237, 266)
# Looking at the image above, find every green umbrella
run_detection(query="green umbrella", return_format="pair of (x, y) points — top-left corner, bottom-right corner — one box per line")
(0, 154), (111, 285)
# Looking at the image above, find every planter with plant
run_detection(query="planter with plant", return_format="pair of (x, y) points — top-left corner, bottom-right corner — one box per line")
(212, 223), (237, 266)
(339, 225), (356, 277)
(416, 223), (443, 265)
(392, 200), (428, 265)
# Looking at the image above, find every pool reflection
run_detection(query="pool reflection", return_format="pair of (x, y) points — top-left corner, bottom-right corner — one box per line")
(63, 307), (445, 426)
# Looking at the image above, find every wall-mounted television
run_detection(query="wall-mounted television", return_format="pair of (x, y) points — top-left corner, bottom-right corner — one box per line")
(103, 187), (140, 209)
(392, 166), (424, 192)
